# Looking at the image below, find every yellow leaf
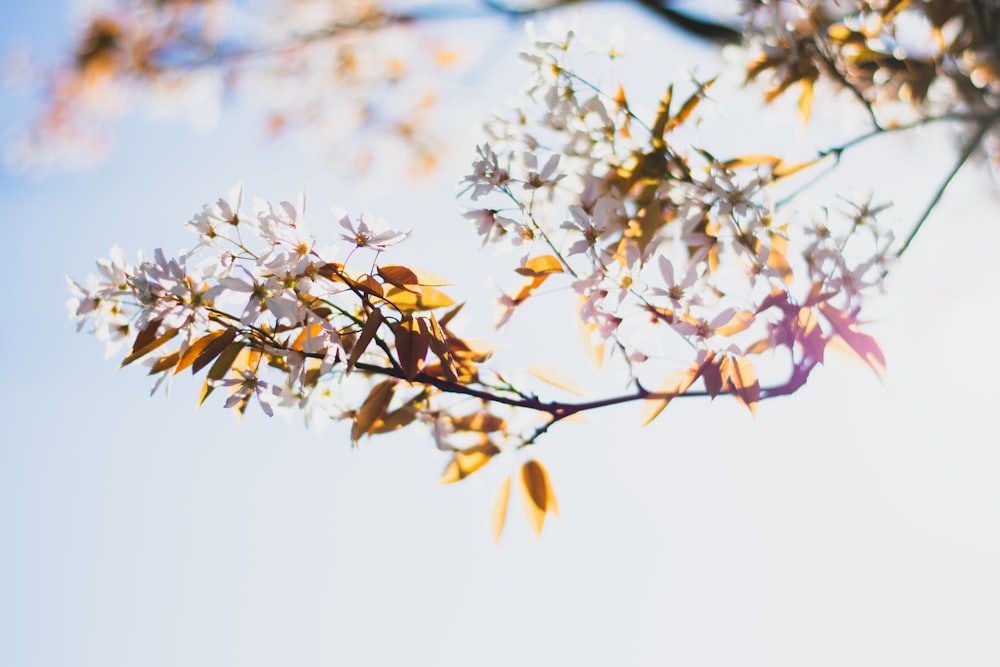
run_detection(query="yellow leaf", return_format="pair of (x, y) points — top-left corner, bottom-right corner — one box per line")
(577, 296), (605, 369)
(378, 265), (451, 287)
(440, 441), (501, 484)
(640, 352), (714, 426)
(491, 477), (511, 544)
(520, 459), (557, 536)
(515, 255), (564, 277)
(527, 364), (586, 396)
(715, 310), (756, 337)
(723, 154), (782, 170)
(729, 356), (760, 415)
(798, 79), (814, 125)
(384, 286), (455, 312)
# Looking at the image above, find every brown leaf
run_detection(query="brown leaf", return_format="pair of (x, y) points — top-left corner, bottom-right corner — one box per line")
(451, 413), (507, 433)
(148, 351), (180, 375)
(351, 379), (397, 445)
(378, 265), (451, 287)
(175, 329), (231, 375)
(425, 315), (458, 382)
(121, 320), (179, 368)
(198, 341), (245, 406)
(346, 308), (383, 373)
(393, 317), (429, 381)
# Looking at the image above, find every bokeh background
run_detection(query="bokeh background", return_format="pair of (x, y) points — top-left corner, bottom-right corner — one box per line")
(2, 2), (999, 665)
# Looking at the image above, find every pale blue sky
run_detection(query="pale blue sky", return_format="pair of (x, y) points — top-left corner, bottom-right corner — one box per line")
(2, 2), (999, 666)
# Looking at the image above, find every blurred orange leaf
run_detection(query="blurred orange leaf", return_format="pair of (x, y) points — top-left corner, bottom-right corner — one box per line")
(520, 459), (558, 536)
(527, 364), (586, 396)
(491, 477), (511, 544)
(516, 254), (564, 277)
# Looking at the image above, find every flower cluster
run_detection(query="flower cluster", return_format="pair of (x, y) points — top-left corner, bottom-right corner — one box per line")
(460, 24), (894, 403)
(739, 0), (1000, 131)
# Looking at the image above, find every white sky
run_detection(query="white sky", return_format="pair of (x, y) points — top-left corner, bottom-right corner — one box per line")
(1, 2), (999, 666)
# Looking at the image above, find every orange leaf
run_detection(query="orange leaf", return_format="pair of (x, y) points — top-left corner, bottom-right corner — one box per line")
(198, 341), (245, 405)
(378, 265), (450, 287)
(175, 329), (232, 375)
(351, 379), (397, 445)
(515, 255), (564, 277)
(440, 441), (501, 484)
(729, 355), (760, 414)
(715, 310), (755, 337)
(393, 317), (429, 381)
(384, 286), (455, 312)
(520, 459), (557, 536)
(121, 319), (178, 367)
(347, 308), (383, 373)
(491, 477), (511, 544)
(640, 351), (715, 426)
(527, 364), (586, 396)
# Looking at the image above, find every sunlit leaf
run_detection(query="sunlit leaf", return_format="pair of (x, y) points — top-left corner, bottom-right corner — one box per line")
(358, 274), (385, 298)
(441, 441), (501, 484)
(651, 85), (673, 145)
(452, 413), (507, 432)
(426, 314), (458, 382)
(714, 310), (755, 337)
(515, 255), (564, 277)
(723, 154), (782, 170)
(175, 329), (230, 374)
(520, 459), (557, 536)
(667, 78), (714, 133)
(817, 303), (886, 382)
(121, 320), (178, 367)
(385, 286), (455, 312)
(577, 295), (605, 369)
(527, 364), (586, 396)
(491, 477), (511, 544)
(640, 352), (715, 426)
(198, 341), (245, 406)
(351, 379), (397, 445)
(291, 324), (324, 352)
(798, 78), (814, 125)
(148, 351), (180, 375)
(347, 308), (383, 373)
(438, 303), (464, 329)
(729, 355), (760, 414)
(378, 264), (451, 287)
(394, 317), (429, 381)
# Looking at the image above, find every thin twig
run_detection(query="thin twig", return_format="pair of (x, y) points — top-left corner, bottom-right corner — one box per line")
(895, 113), (999, 258)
